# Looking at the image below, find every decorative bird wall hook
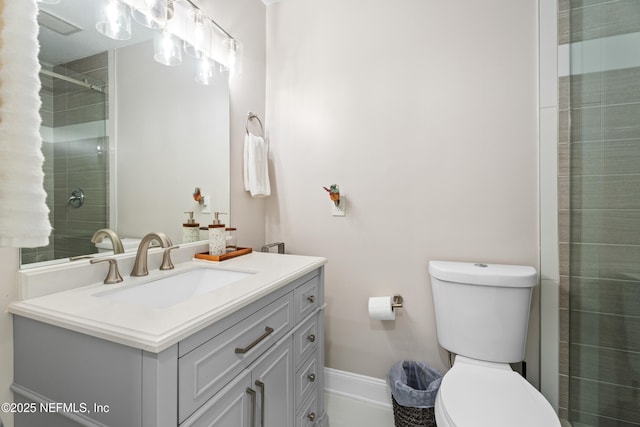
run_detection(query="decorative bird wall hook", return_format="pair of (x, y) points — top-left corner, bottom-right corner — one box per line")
(193, 187), (203, 204)
(323, 184), (340, 207)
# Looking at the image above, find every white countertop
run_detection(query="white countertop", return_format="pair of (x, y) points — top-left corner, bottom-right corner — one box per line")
(9, 252), (326, 353)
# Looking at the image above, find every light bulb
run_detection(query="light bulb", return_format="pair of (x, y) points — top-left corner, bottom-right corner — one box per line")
(96, 0), (131, 41)
(132, 0), (168, 29)
(225, 38), (243, 78)
(195, 56), (217, 85)
(154, 29), (182, 66)
(184, 9), (206, 58)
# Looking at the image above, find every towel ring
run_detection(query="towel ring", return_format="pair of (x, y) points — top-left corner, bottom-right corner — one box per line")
(246, 112), (264, 136)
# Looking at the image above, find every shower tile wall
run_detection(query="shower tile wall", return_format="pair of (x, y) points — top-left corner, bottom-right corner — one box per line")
(23, 52), (109, 263)
(559, 1), (640, 426)
(53, 53), (109, 127)
(53, 52), (109, 259)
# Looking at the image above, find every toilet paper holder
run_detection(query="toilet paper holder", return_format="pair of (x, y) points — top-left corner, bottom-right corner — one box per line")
(368, 294), (404, 321)
(392, 294), (404, 310)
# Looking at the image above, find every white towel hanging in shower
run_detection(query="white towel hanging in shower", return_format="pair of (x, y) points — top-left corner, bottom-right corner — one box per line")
(0, 0), (52, 247)
(243, 132), (271, 198)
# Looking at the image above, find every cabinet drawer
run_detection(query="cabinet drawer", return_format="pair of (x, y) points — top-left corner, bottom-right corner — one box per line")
(295, 352), (320, 409)
(294, 275), (320, 323)
(178, 293), (294, 422)
(296, 391), (319, 427)
(293, 314), (318, 368)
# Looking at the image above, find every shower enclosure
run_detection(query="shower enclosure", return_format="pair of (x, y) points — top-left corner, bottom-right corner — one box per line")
(560, 0), (640, 425)
(21, 52), (109, 264)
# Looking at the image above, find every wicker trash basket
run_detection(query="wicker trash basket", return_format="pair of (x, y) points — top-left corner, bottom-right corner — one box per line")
(388, 361), (442, 427)
(392, 395), (437, 427)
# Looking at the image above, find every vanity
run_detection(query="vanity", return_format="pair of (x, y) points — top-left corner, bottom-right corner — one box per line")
(9, 248), (328, 427)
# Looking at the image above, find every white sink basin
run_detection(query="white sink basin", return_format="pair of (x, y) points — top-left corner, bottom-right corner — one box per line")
(96, 268), (253, 309)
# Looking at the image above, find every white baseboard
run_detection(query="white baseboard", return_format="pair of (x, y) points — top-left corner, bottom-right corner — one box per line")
(324, 367), (392, 408)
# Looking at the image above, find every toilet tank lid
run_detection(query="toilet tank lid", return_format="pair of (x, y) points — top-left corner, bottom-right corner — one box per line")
(95, 238), (141, 251)
(429, 261), (537, 288)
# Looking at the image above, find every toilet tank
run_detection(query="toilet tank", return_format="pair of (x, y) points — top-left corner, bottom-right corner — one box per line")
(95, 238), (141, 253)
(428, 261), (537, 363)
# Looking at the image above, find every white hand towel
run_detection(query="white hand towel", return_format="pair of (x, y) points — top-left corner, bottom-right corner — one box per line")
(243, 132), (271, 197)
(0, 0), (52, 247)
(243, 133), (250, 192)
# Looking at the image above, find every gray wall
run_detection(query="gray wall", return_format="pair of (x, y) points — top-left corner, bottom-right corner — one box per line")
(264, 0), (539, 380)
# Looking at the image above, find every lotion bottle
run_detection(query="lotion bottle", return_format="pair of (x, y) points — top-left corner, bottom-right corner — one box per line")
(208, 212), (227, 256)
(182, 211), (200, 243)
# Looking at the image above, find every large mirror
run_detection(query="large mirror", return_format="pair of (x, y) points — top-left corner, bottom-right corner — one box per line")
(21, 0), (230, 267)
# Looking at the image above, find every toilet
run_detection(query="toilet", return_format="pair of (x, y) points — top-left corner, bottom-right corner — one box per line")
(95, 237), (141, 253)
(428, 260), (560, 427)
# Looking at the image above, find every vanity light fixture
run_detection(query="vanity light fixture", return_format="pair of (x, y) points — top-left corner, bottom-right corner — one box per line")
(154, 28), (182, 66)
(194, 55), (217, 85)
(225, 38), (243, 77)
(96, 0), (132, 41)
(192, 18), (220, 85)
(131, 0), (171, 30)
(95, 0), (242, 84)
(225, 38), (243, 78)
(175, 0), (243, 80)
(183, 8), (206, 58)
(37, 0), (61, 4)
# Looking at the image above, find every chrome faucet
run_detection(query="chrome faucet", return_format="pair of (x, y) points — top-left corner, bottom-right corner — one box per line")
(91, 228), (125, 254)
(130, 232), (174, 277)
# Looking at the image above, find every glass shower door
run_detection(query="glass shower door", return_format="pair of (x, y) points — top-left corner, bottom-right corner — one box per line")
(22, 52), (109, 264)
(567, 1), (640, 425)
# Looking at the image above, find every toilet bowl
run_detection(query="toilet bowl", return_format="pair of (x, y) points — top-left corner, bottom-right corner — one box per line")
(434, 356), (560, 427)
(428, 261), (561, 427)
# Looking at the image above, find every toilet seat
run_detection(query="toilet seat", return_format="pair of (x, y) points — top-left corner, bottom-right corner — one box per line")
(435, 357), (560, 427)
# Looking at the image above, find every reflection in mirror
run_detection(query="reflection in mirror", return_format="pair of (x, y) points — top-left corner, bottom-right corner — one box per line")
(22, 0), (231, 267)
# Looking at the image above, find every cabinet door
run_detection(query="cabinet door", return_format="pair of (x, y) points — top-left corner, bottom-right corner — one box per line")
(179, 293), (294, 422)
(252, 338), (294, 427)
(180, 370), (253, 427)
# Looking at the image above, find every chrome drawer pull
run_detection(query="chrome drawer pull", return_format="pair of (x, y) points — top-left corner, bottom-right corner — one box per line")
(255, 380), (265, 427)
(307, 412), (316, 422)
(307, 295), (316, 303)
(235, 327), (274, 354)
(246, 387), (256, 427)
(307, 373), (316, 382)
(307, 334), (316, 343)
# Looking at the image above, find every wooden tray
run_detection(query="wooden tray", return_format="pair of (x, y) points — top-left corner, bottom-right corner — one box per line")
(194, 247), (252, 262)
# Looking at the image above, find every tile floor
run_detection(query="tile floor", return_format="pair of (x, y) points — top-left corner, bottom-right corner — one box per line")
(325, 392), (573, 427)
(325, 391), (395, 427)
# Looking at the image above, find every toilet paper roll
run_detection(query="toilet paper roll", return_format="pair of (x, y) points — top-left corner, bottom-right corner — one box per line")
(368, 296), (396, 321)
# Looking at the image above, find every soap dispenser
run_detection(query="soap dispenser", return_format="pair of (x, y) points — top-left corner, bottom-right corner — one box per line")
(183, 211), (200, 243)
(208, 212), (227, 256)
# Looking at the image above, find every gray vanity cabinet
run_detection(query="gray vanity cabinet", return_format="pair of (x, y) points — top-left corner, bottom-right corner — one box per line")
(12, 267), (327, 427)
(251, 338), (295, 427)
(182, 369), (253, 426)
(178, 292), (295, 422)
(12, 317), (146, 427)
(181, 338), (293, 427)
